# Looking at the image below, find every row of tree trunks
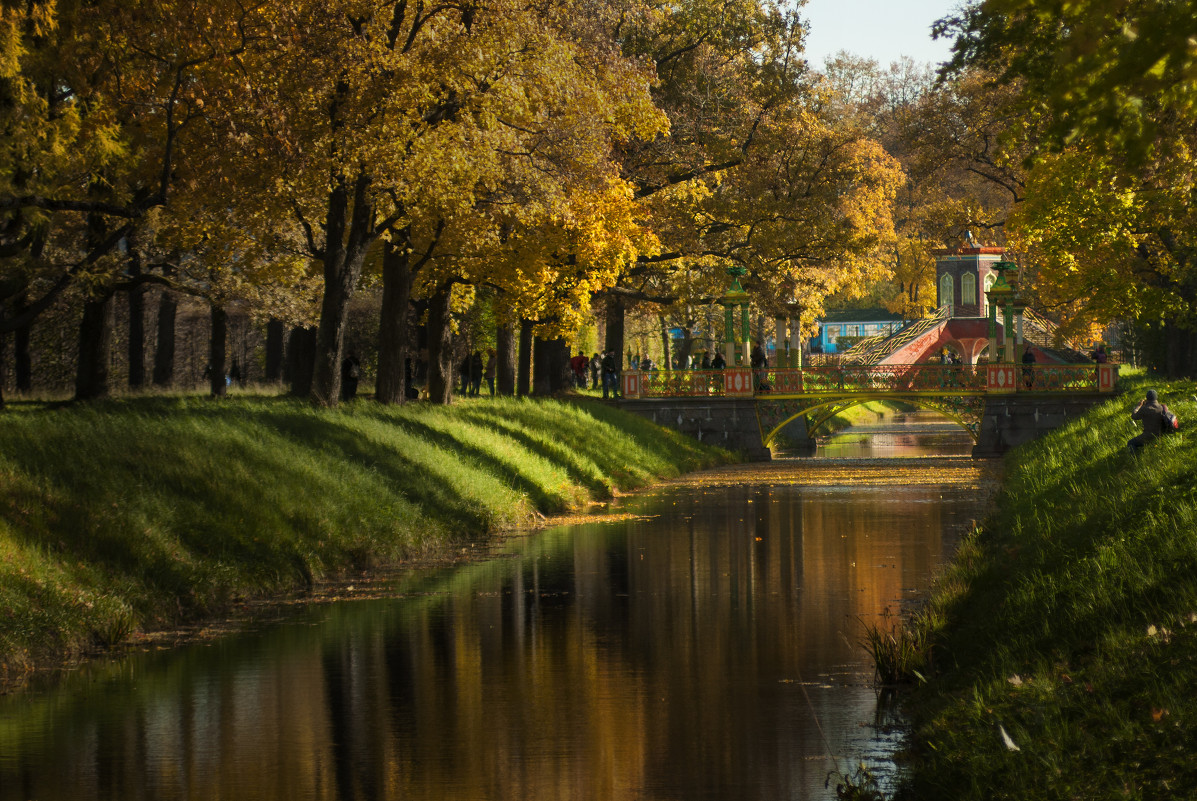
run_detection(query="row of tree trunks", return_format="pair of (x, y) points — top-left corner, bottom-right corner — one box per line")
(14, 266), (634, 405)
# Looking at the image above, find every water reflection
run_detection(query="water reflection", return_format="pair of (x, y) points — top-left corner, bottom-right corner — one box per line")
(0, 458), (996, 801)
(812, 409), (976, 459)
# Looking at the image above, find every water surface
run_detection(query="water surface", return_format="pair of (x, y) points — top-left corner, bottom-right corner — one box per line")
(0, 418), (995, 801)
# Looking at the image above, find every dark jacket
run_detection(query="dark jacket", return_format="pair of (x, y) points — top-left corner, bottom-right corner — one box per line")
(1132, 400), (1168, 440)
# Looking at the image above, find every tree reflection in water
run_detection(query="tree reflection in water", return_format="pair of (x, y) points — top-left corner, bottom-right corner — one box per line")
(0, 457), (998, 801)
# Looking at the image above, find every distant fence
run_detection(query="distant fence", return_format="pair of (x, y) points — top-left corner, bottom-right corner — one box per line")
(621, 363), (1119, 399)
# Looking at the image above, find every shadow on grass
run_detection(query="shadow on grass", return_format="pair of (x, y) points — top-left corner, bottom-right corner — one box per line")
(451, 407), (612, 497)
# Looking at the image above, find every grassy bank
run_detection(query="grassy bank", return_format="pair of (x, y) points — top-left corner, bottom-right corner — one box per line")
(0, 395), (732, 682)
(895, 375), (1197, 799)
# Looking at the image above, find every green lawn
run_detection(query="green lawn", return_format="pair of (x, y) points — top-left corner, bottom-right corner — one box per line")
(897, 374), (1197, 799)
(0, 395), (731, 681)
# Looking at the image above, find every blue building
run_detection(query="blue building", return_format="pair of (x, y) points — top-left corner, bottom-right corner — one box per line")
(810, 309), (906, 354)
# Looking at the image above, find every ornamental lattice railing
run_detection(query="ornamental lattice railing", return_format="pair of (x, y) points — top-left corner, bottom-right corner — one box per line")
(628, 363), (1116, 398)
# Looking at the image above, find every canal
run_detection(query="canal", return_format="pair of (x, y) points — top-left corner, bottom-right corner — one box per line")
(0, 410), (998, 800)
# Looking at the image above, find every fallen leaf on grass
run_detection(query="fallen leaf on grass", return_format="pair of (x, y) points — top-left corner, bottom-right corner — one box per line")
(999, 724), (1021, 752)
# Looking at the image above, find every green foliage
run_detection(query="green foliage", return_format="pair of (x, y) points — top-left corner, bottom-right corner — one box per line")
(0, 396), (731, 679)
(827, 763), (886, 801)
(942, 0), (1197, 165)
(861, 607), (931, 688)
(898, 375), (1197, 800)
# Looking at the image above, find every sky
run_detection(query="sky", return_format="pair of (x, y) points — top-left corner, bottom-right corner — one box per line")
(800, 0), (962, 70)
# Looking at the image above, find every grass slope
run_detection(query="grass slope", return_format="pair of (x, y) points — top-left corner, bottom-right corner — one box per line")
(0, 395), (730, 679)
(899, 375), (1197, 800)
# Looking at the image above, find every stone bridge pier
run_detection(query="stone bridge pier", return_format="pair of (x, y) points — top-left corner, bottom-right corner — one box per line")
(618, 398), (775, 461)
(618, 392), (1114, 461)
(972, 394), (1110, 457)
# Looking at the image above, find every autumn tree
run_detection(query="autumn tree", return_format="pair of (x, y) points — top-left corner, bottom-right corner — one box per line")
(588, 0), (904, 359)
(939, 0), (1197, 374)
(0, 0), (267, 400)
(186, 0), (663, 405)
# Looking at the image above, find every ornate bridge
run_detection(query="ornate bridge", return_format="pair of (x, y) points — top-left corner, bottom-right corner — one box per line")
(618, 363), (1120, 459)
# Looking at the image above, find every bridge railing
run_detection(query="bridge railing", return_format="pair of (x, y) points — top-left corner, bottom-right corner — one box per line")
(781, 363), (988, 392)
(622, 363), (1119, 398)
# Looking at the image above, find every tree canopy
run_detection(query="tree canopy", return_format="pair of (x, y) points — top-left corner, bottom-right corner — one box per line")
(940, 0), (1197, 372)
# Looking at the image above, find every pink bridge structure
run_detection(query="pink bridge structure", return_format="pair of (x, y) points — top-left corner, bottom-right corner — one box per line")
(617, 252), (1120, 460)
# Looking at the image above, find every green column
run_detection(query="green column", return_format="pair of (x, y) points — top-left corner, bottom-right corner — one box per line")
(740, 303), (750, 364)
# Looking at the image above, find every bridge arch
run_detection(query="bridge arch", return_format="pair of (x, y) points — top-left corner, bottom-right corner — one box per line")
(760, 393), (983, 449)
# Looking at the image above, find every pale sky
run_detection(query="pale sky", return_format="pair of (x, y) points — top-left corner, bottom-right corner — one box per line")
(800, 0), (963, 70)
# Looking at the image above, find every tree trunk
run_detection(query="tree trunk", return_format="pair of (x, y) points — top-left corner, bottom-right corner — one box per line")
(1163, 319), (1197, 379)
(496, 322), (516, 396)
(517, 318), (533, 396)
(75, 293), (114, 401)
(287, 326), (317, 397)
(426, 283), (455, 404)
(152, 287), (177, 387)
(14, 295), (31, 393)
(209, 304), (228, 397)
(127, 263), (147, 388)
(375, 237), (415, 404)
(311, 171), (374, 406)
(657, 314), (672, 369)
(532, 336), (551, 395)
(547, 337), (571, 392)
(678, 324), (696, 367)
(0, 312), (6, 409)
(265, 319), (285, 382)
(604, 294), (626, 362)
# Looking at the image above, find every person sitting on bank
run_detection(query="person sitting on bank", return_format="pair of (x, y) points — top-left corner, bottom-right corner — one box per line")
(1128, 389), (1168, 455)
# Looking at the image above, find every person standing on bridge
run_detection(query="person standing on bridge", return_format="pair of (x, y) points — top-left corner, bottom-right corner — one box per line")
(1021, 347), (1036, 389)
(751, 341), (769, 390)
(602, 350), (621, 399)
(1128, 389), (1168, 455)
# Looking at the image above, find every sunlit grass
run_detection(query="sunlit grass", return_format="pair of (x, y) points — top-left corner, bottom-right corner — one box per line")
(898, 374), (1197, 800)
(0, 395), (732, 679)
